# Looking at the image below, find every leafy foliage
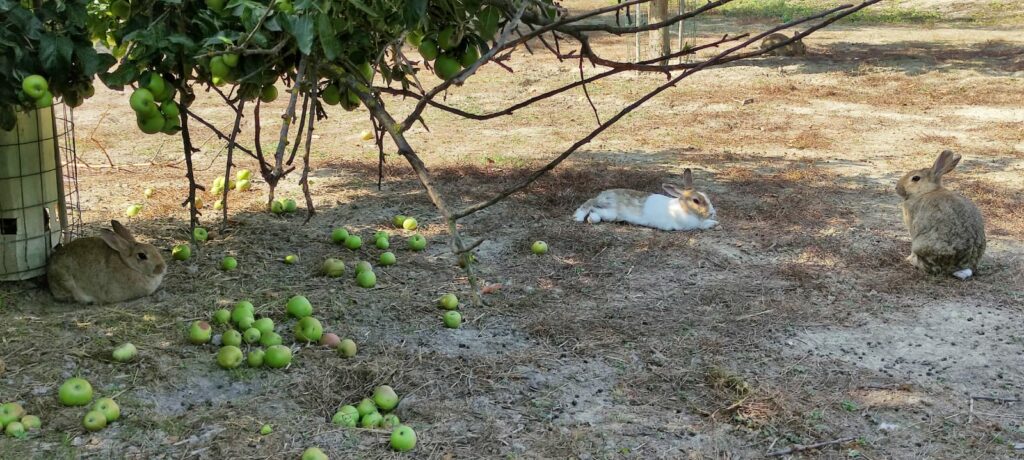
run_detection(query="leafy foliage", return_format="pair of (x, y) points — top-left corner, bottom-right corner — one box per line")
(0, 0), (115, 129)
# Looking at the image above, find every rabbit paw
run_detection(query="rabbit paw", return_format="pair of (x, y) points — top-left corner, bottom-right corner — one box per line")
(701, 220), (718, 230)
(953, 268), (973, 280)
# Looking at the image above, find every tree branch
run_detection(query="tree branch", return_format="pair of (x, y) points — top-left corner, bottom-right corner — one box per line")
(219, 100), (245, 231)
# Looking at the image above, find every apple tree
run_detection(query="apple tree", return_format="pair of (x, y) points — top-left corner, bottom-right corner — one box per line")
(23, 0), (883, 301)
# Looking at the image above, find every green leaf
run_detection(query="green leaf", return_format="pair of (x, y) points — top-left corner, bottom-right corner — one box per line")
(38, 35), (61, 73)
(402, 0), (427, 28)
(283, 15), (315, 55)
(99, 64), (140, 89)
(346, 0), (378, 17)
(317, 14), (342, 61)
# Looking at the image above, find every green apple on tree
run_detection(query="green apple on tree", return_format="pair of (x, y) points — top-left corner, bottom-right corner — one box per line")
(260, 85), (278, 103)
(286, 295), (313, 318)
(217, 346), (244, 369)
(58, 378), (93, 406)
(294, 316), (323, 343)
(188, 320), (213, 344)
(264, 345), (292, 368)
(22, 75), (48, 99)
(338, 339), (357, 358)
(391, 425), (417, 452)
(93, 398), (121, 422)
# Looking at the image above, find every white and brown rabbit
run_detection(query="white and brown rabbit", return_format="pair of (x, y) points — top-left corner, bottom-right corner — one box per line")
(47, 220), (166, 304)
(574, 168), (718, 231)
(897, 150), (985, 280)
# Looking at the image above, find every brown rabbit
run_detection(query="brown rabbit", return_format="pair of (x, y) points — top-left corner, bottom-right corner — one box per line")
(47, 220), (166, 304)
(896, 150), (986, 279)
(760, 32), (807, 57)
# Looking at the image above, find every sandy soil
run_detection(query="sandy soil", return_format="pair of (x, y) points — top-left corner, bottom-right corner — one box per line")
(1, 2), (1023, 459)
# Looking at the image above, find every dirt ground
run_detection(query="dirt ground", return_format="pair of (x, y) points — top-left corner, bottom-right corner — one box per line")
(2, 2), (1023, 459)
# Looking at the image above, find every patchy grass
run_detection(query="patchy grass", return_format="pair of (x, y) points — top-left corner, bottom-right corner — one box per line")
(714, 0), (944, 24)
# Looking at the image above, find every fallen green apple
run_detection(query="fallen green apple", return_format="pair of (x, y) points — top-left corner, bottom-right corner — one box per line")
(301, 447), (328, 460)
(294, 316), (323, 343)
(236, 169), (252, 181)
(391, 425), (417, 452)
(373, 385), (399, 411)
(375, 237), (390, 250)
(379, 252), (396, 266)
(284, 254), (298, 264)
(344, 235), (362, 250)
(237, 315), (255, 331)
(283, 198), (297, 213)
(112, 343), (138, 362)
(402, 217), (418, 231)
(253, 318), (275, 335)
(93, 397), (120, 422)
(188, 320), (213, 344)
(0, 403), (24, 425)
(260, 331), (283, 347)
(338, 339), (357, 358)
(243, 328), (262, 344)
(438, 293), (459, 310)
(356, 270), (376, 288)
(408, 234), (427, 251)
(232, 301), (255, 323)
(171, 244), (191, 261)
(286, 295), (313, 318)
(375, 231), (389, 240)
(217, 345), (244, 369)
(213, 308), (231, 325)
(222, 329), (243, 347)
(125, 204), (143, 218)
(264, 345), (292, 368)
(531, 240), (549, 255)
(331, 228), (349, 244)
(143, 187), (155, 198)
(360, 411), (383, 428)
(236, 179), (251, 192)
(354, 261), (373, 275)
(20, 415), (41, 431)
(248, 348), (265, 367)
(356, 398), (377, 417)
(58, 378), (93, 407)
(193, 227), (208, 242)
(331, 408), (359, 427)
(82, 410), (107, 432)
(392, 215), (407, 227)
(221, 256), (238, 271)
(381, 413), (400, 429)
(443, 311), (462, 329)
(259, 423), (272, 435)
(5, 421), (25, 438)
(322, 258), (345, 277)
(270, 200), (285, 214)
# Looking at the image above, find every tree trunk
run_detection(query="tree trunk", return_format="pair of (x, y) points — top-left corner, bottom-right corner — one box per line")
(647, 0), (670, 63)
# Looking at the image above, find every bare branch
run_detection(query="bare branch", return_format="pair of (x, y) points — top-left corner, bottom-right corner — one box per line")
(182, 108), (257, 159)
(219, 100), (246, 231)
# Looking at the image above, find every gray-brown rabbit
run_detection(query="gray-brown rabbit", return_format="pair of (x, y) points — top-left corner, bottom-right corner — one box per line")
(47, 220), (166, 304)
(760, 32), (807, 57)
(896, 150), (985, 279)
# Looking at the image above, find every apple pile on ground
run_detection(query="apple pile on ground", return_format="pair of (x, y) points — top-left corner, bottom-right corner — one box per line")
(55, 378), (123, 433)
(1, 402), (42, 439)
(330, 386), (417, 452)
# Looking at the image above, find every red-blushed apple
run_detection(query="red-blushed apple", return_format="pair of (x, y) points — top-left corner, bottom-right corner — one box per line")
(188, 321), (213, 344)
(320, 333), (341, 348)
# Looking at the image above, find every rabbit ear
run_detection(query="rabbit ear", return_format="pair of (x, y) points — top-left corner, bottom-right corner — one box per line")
(99, 229), (132, 257)
(931, 150), (961, 178)
(110, 220), (136, 243)
(682, 168), (694, 189)
(662, 184), (682, 198)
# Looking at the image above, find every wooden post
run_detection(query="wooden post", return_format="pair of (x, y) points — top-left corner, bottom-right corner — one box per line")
(647, 0), (670, 63)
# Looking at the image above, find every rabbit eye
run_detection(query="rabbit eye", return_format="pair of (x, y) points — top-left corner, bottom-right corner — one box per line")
(137, 252), (148, 260)
(912, 176), (921, 182)
(692, 198), (701, 205)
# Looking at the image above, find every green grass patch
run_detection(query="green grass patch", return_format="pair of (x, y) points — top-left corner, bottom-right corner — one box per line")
(714, 0), (943, 25)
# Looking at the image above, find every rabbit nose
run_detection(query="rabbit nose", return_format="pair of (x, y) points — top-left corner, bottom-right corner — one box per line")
(154, 263), (166, 275)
